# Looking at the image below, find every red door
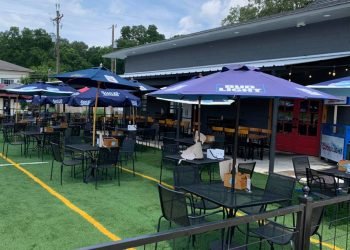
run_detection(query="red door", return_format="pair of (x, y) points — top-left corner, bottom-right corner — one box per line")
(276, 99), (322, 156)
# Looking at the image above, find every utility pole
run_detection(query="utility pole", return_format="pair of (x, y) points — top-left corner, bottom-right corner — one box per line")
(52, 2), (63, 74)
(110, 24), (117, 73)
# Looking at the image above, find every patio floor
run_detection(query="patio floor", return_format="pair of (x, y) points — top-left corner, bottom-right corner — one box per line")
(0, 139), (346, 249)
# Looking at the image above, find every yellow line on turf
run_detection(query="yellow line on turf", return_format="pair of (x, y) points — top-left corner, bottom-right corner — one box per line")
(0, 153), (127, 246)
(121, 166), (342, 250)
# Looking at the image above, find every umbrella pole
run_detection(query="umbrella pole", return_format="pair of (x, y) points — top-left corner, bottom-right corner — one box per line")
(92, 82), (100, 146)
(268, 98), (279, 173)
(176, 103), (180, 140)
(133, 107), (135, 125)
(197, 97), (201, 142)
(233, 97), (240, 171)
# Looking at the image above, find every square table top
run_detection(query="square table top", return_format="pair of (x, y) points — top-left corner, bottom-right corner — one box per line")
(165, 154), (231, 165)
(181, 183), (289, 210)
(65, 143), (99, 153)
(316, 167), (350, 181)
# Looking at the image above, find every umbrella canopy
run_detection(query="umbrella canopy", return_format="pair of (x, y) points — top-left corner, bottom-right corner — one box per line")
(307, 76), (350, 96)
(68, 87), (140, 107)
(150, 65), (337, 100)
(131, 80), (158, 92)
(32, 95), (71, 105)
(149, 64), (338, 173)
(6, 82), (76, 96)
(52, 66), (139, 90)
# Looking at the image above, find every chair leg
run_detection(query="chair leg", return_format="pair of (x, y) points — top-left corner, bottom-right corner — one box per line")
(155, 216), (164, 250)
(6, 144), (9, 157)
(132, 158), (135, 176)
(95, 168), (98, 190)
(159, 160), (163, 184)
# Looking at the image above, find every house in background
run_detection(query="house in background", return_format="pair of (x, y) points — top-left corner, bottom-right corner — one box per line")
(0, 59), (32, 115)
(104, 0), (350, 157)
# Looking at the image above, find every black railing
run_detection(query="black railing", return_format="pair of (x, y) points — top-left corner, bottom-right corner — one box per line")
(81, 193), (350, 250)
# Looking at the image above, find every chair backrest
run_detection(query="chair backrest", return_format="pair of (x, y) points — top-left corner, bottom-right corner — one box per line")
(70, 126), (81, 136)
(158, 184), (190, 227)
(25, 125), (40, 132)
(161, 144), (179, 158)
(310, 206), (325, 236)
(265, 173), (295, 207)
(121, 137), (136, 152)
(292, 156), (310, 182)
(97, 147), (119, 166)
(306, 168), (337, 196)
(238, 162), (256, 178)
(173, 165), (201, 190)
(50, 142), (63, 163)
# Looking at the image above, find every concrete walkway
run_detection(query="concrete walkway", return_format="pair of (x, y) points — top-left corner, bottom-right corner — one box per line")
(236, 151), (336, 177)
(143, 140), (336, 178)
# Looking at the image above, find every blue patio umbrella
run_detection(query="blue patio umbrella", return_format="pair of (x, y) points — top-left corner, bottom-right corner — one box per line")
(6, 82), (76, 96)
(150, 64), (338, 172)
(308, 76), (350, 96)
(131, 80), (158, 92)
(32, 95), (71, 105)
(52, 66), (139, 145)
(52, 66), (138, 90)
(6, 82), (76, 122)
(68, 87), (140, 107)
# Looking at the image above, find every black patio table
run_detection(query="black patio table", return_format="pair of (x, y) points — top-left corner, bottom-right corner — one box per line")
(162, 153), (231, 182)
(21, 131), (42, 156)
(65, 143), (99, 182)
(315, 167), (350, 192)
(180, 182), (290, 246)
(181, 182), (290, 216)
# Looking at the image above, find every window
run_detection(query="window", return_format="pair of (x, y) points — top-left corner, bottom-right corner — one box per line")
(2, 79), (15, 85)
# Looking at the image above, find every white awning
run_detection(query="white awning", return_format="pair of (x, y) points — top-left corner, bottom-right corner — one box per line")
(121, 51), (350, 78)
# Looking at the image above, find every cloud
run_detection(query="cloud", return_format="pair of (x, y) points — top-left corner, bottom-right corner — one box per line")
(178, 16), (202, 34)
(200, 0), (222, 19)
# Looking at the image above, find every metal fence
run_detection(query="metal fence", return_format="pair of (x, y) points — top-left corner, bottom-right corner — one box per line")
(81, 192), (350, 250)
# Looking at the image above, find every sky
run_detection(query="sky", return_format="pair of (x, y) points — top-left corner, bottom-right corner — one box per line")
(0, 0), (249, 47)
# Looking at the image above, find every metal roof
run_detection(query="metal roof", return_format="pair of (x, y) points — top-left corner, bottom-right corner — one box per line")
(120, 51), (350, 78)
(104, 0), (350, 60)
(0, 60), (32, 72)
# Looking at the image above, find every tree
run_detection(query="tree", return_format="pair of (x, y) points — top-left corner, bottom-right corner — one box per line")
(116, 24), (165, 49)
(222, 0), (314, 25)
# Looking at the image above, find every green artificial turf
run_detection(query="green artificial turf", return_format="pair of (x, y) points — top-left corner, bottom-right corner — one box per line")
(0, 140), (349, 249)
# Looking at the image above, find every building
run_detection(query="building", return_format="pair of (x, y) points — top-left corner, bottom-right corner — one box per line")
(0, 59), (32, 115)
(104, 0), (350, 156)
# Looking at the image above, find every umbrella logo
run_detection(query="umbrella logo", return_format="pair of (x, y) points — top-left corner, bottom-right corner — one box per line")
(217, 84), (263, 93)
(52, 99), (63, 104)
(80, 100), (91, 105)
(104, 75), (119, 83)
(101, 91), (120, 96)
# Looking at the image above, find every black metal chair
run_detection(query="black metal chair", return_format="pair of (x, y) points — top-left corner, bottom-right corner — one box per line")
(2, 126), (25, 157)
(92, 147), (120, 189)
(38, 132), (61, 160)
(173, 165), (225, 218)
(292, 156), (310, 184)
(306, 168), (339, 197)
(250, 206), (324, 250)
(156, 184), (217, 249)
(118, 137), (136, 176)
(237, 162), (256, 178)
(50, 142), (82, 185)
(241, 173), (296, 244)
(159, 143), (179, 183)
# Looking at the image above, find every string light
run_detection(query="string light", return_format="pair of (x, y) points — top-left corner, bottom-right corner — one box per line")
(332, 66), (336, 77)
(309, 74), (312, 79)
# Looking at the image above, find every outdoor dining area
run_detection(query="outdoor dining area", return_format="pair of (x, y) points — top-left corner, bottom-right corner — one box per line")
(1, 65), (350, 250)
